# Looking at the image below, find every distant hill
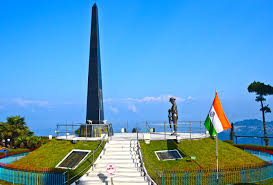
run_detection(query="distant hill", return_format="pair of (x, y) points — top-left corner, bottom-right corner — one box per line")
(233, 119), (273, 137)
(218, 119), (273, 144)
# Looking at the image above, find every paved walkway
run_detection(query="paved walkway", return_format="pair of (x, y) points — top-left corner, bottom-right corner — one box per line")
(57, 132), (208, 141)
(77, 135), (148, 185)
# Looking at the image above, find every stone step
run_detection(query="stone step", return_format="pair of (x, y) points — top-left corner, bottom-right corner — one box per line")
(87, 171), (141, 177)
(95, 162), (140, 168)
(109, 140), (137, 144)
(78, 180), (148, 185)
(98, 158), (140, 164)
(91, 169), (140, 174)
(105, 147), (131, 152)
(106, 145), (132, 149)
(102, 155), (138, 160)
(93, 166), (140, 173)
(80, 175), (145, 182)
(104, 151), (138, 156)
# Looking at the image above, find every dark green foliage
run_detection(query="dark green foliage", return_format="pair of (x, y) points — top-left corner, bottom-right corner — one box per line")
(0, 116), (45, 149)
(132, 128), (137, 133)
(75, 128), (80, 136)
(248, 81), (273, 96)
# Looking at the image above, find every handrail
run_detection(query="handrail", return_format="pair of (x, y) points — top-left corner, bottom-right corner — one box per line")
(130, 139), (158, 185)
(137, 142), (159, 185)
(65, 134), (109, 184)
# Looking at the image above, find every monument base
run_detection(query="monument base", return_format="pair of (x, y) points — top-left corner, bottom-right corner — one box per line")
(79, 123), (113, 137)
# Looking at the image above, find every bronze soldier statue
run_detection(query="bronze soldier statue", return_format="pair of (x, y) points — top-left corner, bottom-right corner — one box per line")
(168, 97), (178, 135)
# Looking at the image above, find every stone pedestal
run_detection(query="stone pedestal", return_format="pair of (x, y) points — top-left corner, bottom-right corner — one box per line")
(79, 123), (113, 137)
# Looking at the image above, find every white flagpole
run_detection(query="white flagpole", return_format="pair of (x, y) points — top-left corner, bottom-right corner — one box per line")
(215, 90), (219, 182)
(216, 132), (219, 182)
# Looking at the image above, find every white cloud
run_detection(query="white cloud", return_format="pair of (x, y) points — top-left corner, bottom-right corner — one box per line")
(104, 98), (113, 103)
(104, 95), (193, 114)
(187, 96), (194, 100)
(128, 104), (137, 113)
(108, 106), (119, 114)
(105, 95), (189, 104)
(12, 98), (48, 107)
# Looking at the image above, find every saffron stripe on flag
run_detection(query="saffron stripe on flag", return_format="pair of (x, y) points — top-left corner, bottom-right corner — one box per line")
(212, 93), (231, 130)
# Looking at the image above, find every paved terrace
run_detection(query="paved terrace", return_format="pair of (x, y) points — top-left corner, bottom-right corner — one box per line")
(56, 132), (209, 141)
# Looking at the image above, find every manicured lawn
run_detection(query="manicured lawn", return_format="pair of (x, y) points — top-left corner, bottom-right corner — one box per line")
(0, 180), (13, 185)
(140, 138), (269, 184)
(140, 138), (264, 171)
(12, 139), (101, 169)
(10, 139), (105, 183)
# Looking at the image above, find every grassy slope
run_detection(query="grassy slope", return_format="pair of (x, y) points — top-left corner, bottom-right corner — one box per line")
(12, 139), (101, 169)
(0, 180), (20, 185)
(140, 138), (264, 171)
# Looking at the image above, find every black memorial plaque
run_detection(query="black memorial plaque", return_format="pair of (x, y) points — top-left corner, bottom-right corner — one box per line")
(155, 149), (182, 161)
(56, 150), (90, 169)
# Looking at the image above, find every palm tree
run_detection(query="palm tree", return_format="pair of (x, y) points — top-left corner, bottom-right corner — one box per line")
(4, 116), (33, 148)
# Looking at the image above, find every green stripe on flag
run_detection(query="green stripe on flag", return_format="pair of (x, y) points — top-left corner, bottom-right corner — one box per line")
(204, 115), (217, 136)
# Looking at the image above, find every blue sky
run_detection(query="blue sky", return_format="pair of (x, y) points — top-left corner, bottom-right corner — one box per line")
(0, 0), (272, 135)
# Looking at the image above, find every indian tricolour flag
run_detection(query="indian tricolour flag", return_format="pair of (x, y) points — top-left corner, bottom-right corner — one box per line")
(204, 93), (231, 136)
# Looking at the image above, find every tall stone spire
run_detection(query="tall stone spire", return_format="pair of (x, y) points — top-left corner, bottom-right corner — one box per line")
(86, 3), (104, 123)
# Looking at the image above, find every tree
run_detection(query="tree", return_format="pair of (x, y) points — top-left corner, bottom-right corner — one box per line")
(248, 81), (273, 146)
(0, 116), (34, 148)
(6, 116), (34, 147)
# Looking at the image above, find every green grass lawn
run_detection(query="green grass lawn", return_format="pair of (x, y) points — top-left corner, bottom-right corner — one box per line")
(12, 139), (101, 169)
(140, 138), (268, 184)
(0, 179), (19, 185)
(11, 139), (105, 183)
(140, 138), (264, 171)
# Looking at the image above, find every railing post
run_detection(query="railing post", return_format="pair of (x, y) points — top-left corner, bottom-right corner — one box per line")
(190, 121), (192, 139)
(72, 122), (74, 136)
(13, 170), (14, 185)
(164, 121), (166, 140)
(260, 167), (262, 182)
(137, 122), (138, 141)
(66, 121), (68, 139)
(86, 124), (87, 139)
(127, 121), (128, 133)
(200, 121), (202, 135)
(146, 121), (148, 133)
(185, 121), (186, 134)
(92, 151), (94, 170)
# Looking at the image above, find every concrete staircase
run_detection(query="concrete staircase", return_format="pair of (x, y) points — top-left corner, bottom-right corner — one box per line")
(78, 135), (149, 185)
